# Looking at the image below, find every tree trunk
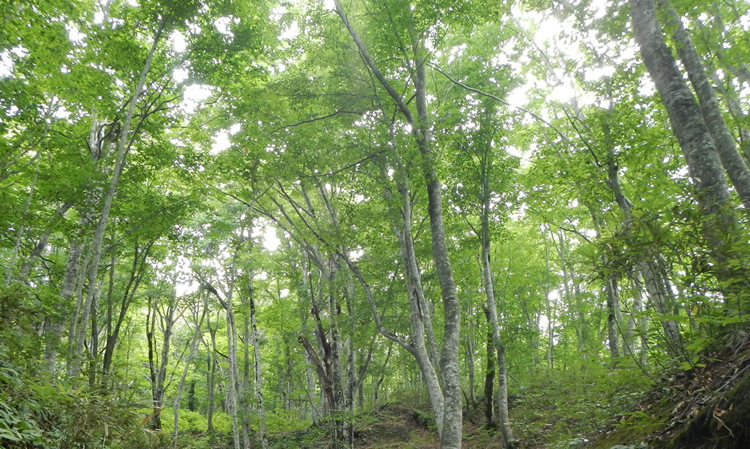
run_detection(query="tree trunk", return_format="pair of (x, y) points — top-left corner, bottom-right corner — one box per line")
(47, 239), (84, 374)
(481, 211), (515, 447)
(146, 286), (178, 431)
(249, 273), (269, 449)
(482, 306), (496, 428)
(658, 0), (750, 210)
(207, 318), (217, 433)
(102, 240), (153, 378)
(605, 275), (621, 360)
(629, 0), (739, 288)
(172, 300), (207, 445)
(331, 4), (462, 445)
(72, 18), (166, 381)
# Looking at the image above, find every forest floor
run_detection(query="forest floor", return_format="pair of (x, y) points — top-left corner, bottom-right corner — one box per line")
(317, 337), (750, 449)
(172, 337), (750, 449)
(587, 333), (750, 449)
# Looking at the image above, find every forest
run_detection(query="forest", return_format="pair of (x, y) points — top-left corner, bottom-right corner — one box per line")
(1, 0), (749, 448)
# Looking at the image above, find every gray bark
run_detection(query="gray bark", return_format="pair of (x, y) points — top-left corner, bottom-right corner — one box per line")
(172, 299), (207, 446)
(101, 240), (153, 378)
(206, 317), (217, 432)
(659, 0), (750, 210)
(46, 239), (83, 374)
(332, 3), (462, 444)
(478, 140), (515, 446)
(249, 273), (269, 449)
(70, 20), (166, 378)
(630, 0), (738, 285)
(146, 284), (178, 431)
(206, 273), (243, 449)
(339, 134), (445, 438)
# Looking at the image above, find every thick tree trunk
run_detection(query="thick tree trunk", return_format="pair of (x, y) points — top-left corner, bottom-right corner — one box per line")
(47, 239), (84, 374)
(482, 308), (496, 428)
(658, 0), (750, 211)
(630, 0), (738, 285)
(413, 53), (463, 449)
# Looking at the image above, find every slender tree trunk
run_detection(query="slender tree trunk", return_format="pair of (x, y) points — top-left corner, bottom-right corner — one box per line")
(605, 276), (621, 360)
(373, 342), (392, 403)
(102, 240), (153, 378)
(465, 326), (477, 407)
(249, 273), (269, 449)
(72, 17), (166, 379)
(172, 300), (207, 446)
(146, 285), (178, 431)
(207, 318), (217, 433)
(47, 239), (84, 374)
(332, 4), (461, 445)
(480, 213), (515, 447)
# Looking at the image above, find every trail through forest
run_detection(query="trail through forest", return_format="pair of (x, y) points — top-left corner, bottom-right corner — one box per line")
(1, 0), (750, 448)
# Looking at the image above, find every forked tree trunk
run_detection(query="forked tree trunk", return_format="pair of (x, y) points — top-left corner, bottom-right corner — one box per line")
(332, 3), (462, 445)
(172, 299), (207, 446)
(71, 19), (166, 379)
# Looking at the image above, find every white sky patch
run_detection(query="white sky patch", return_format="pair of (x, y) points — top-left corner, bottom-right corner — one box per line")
(590, 0), (609, 21)
(229, 123), (242, 135)
(169, 30), (188, 53)
(447, 43), (467, 64)
(0, 51), (13, 78)
(214, 16), (238, 41)
(174, 67), (189, 83)
(66, 23), (87, 45)
(350, 248), (364, 261)
(252, 220), (281, 251)
(507, 83), (531, 108)
(180, 84), (213, 114)
(639, 77), (656, 97)
(280, 20), (299, 40)
(211, 130), (231, 154)
(548, 82), (576, 104)
(175, 255), (199, 297)
(53, 105), (71, 120)
(584, 65), (615, 82)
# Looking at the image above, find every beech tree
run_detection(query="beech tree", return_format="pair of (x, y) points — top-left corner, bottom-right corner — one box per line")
(3, 1), (750, 448)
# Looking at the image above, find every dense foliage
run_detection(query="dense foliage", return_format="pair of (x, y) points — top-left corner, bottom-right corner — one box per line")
(1, 0), (749, 448)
